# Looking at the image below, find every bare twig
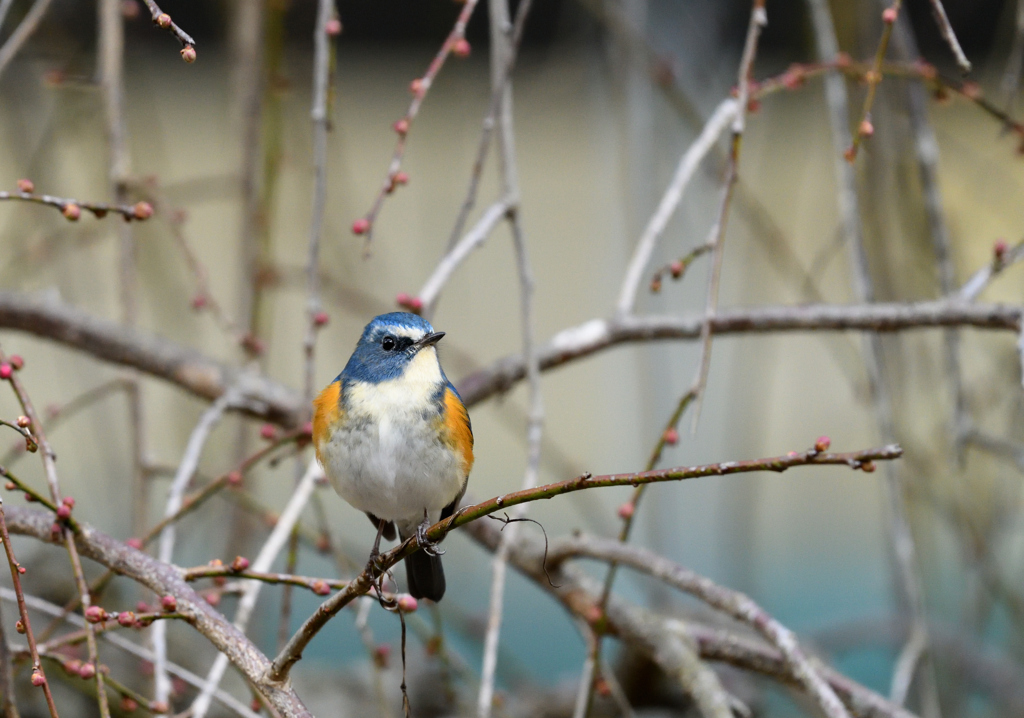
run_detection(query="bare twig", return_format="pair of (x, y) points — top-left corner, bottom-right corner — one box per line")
(456, 301), (1023, 407)
(926, 0), (970, 73)
(1, 292), (1019, 423)
(437, 0), (535, 264)
(190, 460), (322, 718)
(0, 191), (150, 222)
(0, 0), (55, 81)
(140, 0), (196, 54)
(265, 443), (901, 683)
(615, 99), (739, 316)
(357, 0), (483, 244)
(5, 588), (260, 718)
(462, 506), (917, 718)
(418, 199), (513, 316)
(552, 537), (852, 718)
(688, 0), (767, 430)
(0, 347), (110, 717)
(0, 500), (58, 717)
(153, 388), (248, 707)
(0, 515), (311, 717)
(958, 242), (1024, 300)
(848, 1), (902, 162)
(477, 1), (543, 714)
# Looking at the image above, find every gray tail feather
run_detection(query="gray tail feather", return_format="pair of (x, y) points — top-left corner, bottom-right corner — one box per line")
(405, 551), (445, 602)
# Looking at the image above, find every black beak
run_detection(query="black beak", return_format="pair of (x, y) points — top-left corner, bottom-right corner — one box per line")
(414, 331), (445, 349)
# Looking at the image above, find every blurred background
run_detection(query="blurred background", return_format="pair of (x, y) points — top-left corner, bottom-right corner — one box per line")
(1, 0), (1024, 715)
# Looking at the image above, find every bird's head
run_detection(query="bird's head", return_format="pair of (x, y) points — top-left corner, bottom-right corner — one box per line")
(340, 312), (446, 385)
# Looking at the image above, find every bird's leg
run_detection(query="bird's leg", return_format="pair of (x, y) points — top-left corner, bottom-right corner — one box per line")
(416, 508), (444, 557)
(366, 518), (388, 574)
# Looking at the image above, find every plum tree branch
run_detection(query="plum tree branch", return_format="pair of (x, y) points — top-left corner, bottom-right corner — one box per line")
(264, 443), (900, 684)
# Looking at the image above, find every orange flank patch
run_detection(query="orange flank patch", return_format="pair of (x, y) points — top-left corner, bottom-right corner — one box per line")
(312, 380), (342, 464)
(442, 387), (474, 475)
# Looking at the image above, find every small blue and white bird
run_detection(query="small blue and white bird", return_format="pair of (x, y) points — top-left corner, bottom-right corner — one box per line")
(312, 312), (473, 602)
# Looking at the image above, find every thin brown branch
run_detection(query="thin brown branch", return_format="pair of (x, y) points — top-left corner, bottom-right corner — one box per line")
(0, 508), (311, 717)
(357, 0), (483, 244)
(265, 443), (901, 684)
(0, 501), (58, 717)
(0, 190), (151, 222)
(689, 0), (767, 431)
(141, 0), (196, 57)
(848, 2), (903, 161)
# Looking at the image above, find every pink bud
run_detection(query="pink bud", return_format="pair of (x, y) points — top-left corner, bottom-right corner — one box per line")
(16, 179), (34, 193)
(16, 415), (29, 428)
(204, 590), (220, 606)
(30, 670), (45, 687)
(352, 218), (370, 235)
(393, 118), (410, 135)
(669, 261), (683, 278)
(121, 0), (139, 19)
(0, 364), (12, 380)
(57, 504), (71, 520)
(394, 171), (409, 186)
(121, 696), (138, 712)
(312, 580), (331, 596)
(859, 119), (874, 138)
(160, 595), (177, 612)
(136, 601), (152, 613)
(63, 203), (81, 221)
(85, 605), (106, 623)
(9, 355), (23, 370)
(995, 239), (1009, 259)
(118, 611), (136, 627)
(227, 471), (243, 487)
(181, 45), (196, 63)
(62, 496), (75, 508)
(397, 594), (418, 612)
(231, 556), (250, 571)
(191, 295), (207, 312)
(861, 460), (876, 473)
(815, 435), (831, 452)
(409, 78), (425, 95)
(313, 311), (329, 327)
(882, 6), (897, 23)
(14, 620), (24, 634)
(452, 38), (471, 58)
(259, 424), (278, 441)
(126, 537), (143, 550)
(132, 201), (153, 220)
(617, 502), (635, 520)
(325, 17), (342, 35)
(78, 662), (96, 680)
(663, 427), (679, 445)
(151, 701), (169, 714)
(156, 12), (171, 27)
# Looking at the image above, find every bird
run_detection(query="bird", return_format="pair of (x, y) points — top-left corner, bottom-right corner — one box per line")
(312, 312), (473, 602)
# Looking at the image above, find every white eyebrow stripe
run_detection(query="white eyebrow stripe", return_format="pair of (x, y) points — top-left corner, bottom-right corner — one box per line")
(382, 326), (427, 340)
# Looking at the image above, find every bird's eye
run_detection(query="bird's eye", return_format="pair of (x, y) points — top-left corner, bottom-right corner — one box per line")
(381, 336), (396, 351)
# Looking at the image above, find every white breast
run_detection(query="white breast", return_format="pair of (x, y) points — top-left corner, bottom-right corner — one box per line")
(319, 349), (466, 529)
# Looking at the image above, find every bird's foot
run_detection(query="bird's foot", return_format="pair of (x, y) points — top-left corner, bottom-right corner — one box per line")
(365, 547), (387, 576)
(416, 519), (445, 557)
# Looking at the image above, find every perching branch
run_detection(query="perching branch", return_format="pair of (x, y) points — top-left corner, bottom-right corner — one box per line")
(264, 443), (901, 684)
